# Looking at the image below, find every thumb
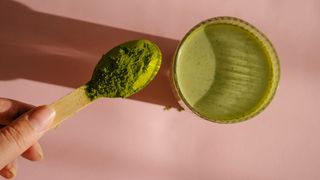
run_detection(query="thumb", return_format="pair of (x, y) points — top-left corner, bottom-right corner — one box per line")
(0, 105), (55, 169)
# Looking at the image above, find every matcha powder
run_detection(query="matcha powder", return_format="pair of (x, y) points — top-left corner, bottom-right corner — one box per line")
(86, 40), (161, 100)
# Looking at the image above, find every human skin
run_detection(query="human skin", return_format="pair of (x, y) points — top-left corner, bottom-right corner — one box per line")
(0, 98), (55, 179)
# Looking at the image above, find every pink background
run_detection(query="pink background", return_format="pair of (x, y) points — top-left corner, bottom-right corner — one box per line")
(1, 0), (320, 179)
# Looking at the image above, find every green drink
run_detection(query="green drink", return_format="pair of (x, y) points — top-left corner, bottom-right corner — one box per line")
(172, 17), (280, 123)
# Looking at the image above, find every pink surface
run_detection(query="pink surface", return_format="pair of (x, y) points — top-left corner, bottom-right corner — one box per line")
(0, 0), (319, 179)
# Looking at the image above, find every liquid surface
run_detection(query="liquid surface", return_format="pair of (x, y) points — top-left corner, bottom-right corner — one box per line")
(175, 21), (276, 122)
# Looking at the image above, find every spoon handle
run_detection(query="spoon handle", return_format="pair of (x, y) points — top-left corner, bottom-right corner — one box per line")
(49, 85), (92, 129)
(0, 85), (92, 128)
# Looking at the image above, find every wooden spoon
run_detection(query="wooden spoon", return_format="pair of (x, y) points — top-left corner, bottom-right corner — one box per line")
(0, 40), (162, 128)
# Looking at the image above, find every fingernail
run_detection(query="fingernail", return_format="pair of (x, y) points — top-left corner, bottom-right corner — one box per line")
(28, 105), (55, 132)
(0, 99), (12, 113)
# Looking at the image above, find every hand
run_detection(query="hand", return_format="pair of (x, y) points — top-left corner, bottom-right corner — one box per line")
(0, 98), (55, 179)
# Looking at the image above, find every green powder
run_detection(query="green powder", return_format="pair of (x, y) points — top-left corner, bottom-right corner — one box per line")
(86, 40), (161, 100)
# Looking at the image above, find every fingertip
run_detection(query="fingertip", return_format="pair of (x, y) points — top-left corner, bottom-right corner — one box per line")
(0, 169), (14, 179)
(22, 142), (43, 161)
(0, 99), (12, 114)
(0, 160), (17, 179)
(28, 105), (55, 133)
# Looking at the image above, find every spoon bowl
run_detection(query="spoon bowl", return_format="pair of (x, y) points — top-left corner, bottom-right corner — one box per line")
(87, 40), (162, 99)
